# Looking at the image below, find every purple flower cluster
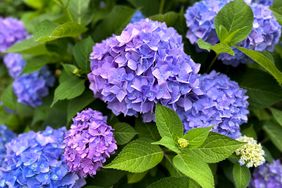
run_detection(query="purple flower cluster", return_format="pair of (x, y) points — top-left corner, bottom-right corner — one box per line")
(13, 66), (55, 107)
(0, 17), (28, 52)
(170, 71), (249, 138)
(130, 10), (145, 23)
(185, 0), (228, 45)
(251, 160), (282, 188)
(88, 19), (202, 122)
(64, 108), (117, 177)
(0, 127), (85, 188)
(0, 125), (16, 165)
(3, 53), (25, 78)
(185, 0), (281, 66)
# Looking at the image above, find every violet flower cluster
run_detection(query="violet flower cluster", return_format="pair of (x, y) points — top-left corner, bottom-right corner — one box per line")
(3, 53), (25, 78)
(170, 71), (249, 138)
(185, 0), (281, 66)
(64, 108), (117, 177)
(251, 160), (282, 188)
(130, 10), (145, 23)
(0, 127), (86, 188)
(0, 17), (28, 53)
(0, 125), (16, 165)
(88, 19), (202, 122)
(250, 0), (273, 6)
(13, 66), (55, 107)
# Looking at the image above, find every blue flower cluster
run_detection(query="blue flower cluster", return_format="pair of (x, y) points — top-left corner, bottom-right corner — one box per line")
(168, 71), (249, 138)
(0, 127), (86, 188)
(185, 0), (281, 66)
(3, 53), (25, 78)
(0, 17), (28, 53)
(251, 160), (282, 188)
(251, 0), (273, 6)
(88, 19), (249, 138)
(130, 10), (145, 23)
(88, 19), (202, 122)
(13, 66), (55, 107)
(0, 125), (16, 165)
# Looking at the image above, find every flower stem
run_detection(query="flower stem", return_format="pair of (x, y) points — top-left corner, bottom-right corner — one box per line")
(207, 54), (218, 72)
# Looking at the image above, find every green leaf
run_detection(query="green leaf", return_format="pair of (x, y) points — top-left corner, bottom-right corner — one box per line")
(155, 104), (183, 139)
(147, 177), (190, 188)
(214, 0), (253, 45)
(34, 20), (87, 42)
(263, 121), (282, 152)
(211, 43), (234, 56)
(152, 136), (180, 153)
(183, 127), (212, 148)
(127, 171), (147, 184)
(23, 55), (54, 74)
(7, 37), (47, 55)
(92, 6), (135, 41)
(232, 164), (251, 188)
(135, 119), (160, 141)
(105, 139), (163, 173)
(270, 108), (282, 126)
(73, 37), (94, 73)
(23, 0), (46, 9)
(52, 76), (85, 107)
(236, 47), (282, 84)
(112, 123), (137, 145)
(1, 84), (16, 111)
(173, 154), (214, 188)
(150, 12), (179, 26)
(197, 39), (212, 51)
(185, 132), (245, 163)
(234, 68), (282, 108)
(128, 0), (159, 16)
(67, 90), (94, 122)
(67, 0), (93, 25)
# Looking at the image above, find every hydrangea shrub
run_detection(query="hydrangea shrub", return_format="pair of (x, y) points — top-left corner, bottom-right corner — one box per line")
(0, 0), (281, 187)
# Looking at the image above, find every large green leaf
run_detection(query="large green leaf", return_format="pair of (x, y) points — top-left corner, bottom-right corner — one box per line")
(183, 127), (212, 148)
(127, 0), (159, 16)
(23, 55), (55, 74)
(155, 104), (183, 139)
(150, 12), (179, 27)
(147, 177), (189, 188)
(52, 76), (85, 106)
(235, 68), (282, 108)
(263, 121), (282, 152)
(105, 139), (163, 173)
(173, 154), (214, 188)
(67, 90), (94, 122)
(236, 47), (282, 84)
(270, 108), (282, 127)
(232, 164), (251, 188)
(185, 133), (244, 163)
(112, 122), (137, 145)
(67, 0), (93, 25)
(92, 6), (135, 41)
(34, 20), (87, 42)
(214, 0), (253, 45)
(7, 37), (47, 55)
(135, 119), (161, 141)
(73, 37), (94, 73)
(1, 84), (17, 111)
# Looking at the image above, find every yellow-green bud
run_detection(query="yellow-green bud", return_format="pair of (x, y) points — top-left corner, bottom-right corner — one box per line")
(72, 68), (80, 75)
(178, 138), (189, 148)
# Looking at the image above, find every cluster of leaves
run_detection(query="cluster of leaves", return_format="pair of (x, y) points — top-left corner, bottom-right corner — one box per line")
(0, 0), (282, 187)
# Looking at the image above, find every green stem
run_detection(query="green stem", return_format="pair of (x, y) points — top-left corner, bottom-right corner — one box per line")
(207, 54), (218, 72)
(159, 0), (165, 14)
